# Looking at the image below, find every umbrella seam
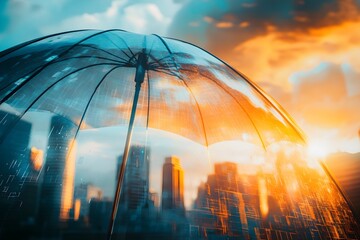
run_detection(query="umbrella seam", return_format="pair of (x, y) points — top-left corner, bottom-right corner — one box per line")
(0, 63), (120, 144)
(199, 71), (267, 150)
(0, 55), (126, 93)
(105, 31), (136, 59)
(0, 29), (94, 59)
(164, 36), (306, 144)
(152, 34), (209, 146)
(0, 29), (126, 105)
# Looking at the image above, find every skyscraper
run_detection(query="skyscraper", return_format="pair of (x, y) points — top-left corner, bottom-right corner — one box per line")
(161, 156), (184, 212)
(0, 110), (32, 232)
(38, 115), (77, 226)
(74, 183), (103, 221)
(324, 152), (360, 221)
(117, 145), (150, 213)
(190, 162), (249, 239)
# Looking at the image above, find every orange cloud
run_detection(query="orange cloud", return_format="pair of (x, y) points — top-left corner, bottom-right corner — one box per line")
(221, 19), (360, 154)
(232, 20), (360, 90)
(216, 21), (233, 28)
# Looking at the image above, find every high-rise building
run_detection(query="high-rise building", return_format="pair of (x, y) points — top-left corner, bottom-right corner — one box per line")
(74, 183), (103, 221)
(89, 198), (113, 231)
(0, 110), (32, 231)
(324, 152), (360, 220)
(190, 162), (249, 239)
(149, 191), (160, 209)
(117, 145), (150, 213)
(161, 156), (184, 212)
(38, 115), (77, 226)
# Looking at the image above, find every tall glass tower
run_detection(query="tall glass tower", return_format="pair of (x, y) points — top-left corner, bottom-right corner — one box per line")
(38, 115), (77, 227)
(161, 156), (184, 212)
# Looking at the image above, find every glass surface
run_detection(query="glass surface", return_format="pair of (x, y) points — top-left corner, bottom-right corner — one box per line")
(0, 30), (358, 239)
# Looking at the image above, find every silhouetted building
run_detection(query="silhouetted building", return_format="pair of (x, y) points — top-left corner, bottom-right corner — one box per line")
(149, 191), (160, 209)
(74, 183), (103, 221)
(161, 156), (184, 212)
(114, 145), (151, 234)
(190, 162), (249, 239)
(325, 152), (360, 220)
(0, 110), (33, 230)
(38, 115), (77, 227)
(117, 145), (150, 213)
(89, 198), (113, 231)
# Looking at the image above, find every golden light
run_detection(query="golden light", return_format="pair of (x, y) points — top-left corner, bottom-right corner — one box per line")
(74, 199), (81, 221)
(60, 140), (77, 221)
(258, 176), (269, 219)
(307, 139), (332, 159)
(30, 147), (44, 171)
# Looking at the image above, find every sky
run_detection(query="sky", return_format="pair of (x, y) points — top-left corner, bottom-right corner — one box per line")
(1, 0), (360, 156)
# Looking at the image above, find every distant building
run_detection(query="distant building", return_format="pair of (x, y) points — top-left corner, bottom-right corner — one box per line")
(0, 110), (33, 229)
(38, 115), (77, 226)
(117, 145), (150, 213)
(149, 191), (160, 209)
(29, 147), (44, 171)
(89, 198), (113, 231)
(190, 162), (249, 239)
(161, 156), (184, 212)
(325, 152), (360, 220)
(74, 183), (103, 221)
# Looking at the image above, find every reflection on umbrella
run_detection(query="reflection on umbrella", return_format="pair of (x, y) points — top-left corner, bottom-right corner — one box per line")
(0, 30), (308, 239)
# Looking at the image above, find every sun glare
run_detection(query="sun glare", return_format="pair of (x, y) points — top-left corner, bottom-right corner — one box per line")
(307, 140), (331, 158)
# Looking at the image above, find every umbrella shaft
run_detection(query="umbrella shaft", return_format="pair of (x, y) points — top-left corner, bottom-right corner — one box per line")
(107, 59), (146, 239)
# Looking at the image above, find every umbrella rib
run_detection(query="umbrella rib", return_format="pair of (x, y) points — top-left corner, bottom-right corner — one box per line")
(0, 29), (93, 59)
(151, 68), (178, 78)
(146, 36), (156, 58)
(180, 67), (266, 149)
(148, 54), (174, 68)
(53, 55), (127, 65)
(0, 63), (120, 144)
(0, 67), (41, 93)
(82, 45), (129, 62)
(126, 53), (140, 66)
(0, 29), (121, 106)
(107, 30), (135, 57)
(51, 66), (121, 228)
(146, 71), (150, 129)
(148, 61), (178, 74)
(103, 33), (133, 60)
(0, 56), (125, 95)
(152, 34), (209, 146)
(179, 78), (209, 146)
(107, 51), (147, 239)
(199, 71), (267, 150)
(153, 54), (174, 64)
(319, 161), (360, 222)
(165, 36), (306, 143)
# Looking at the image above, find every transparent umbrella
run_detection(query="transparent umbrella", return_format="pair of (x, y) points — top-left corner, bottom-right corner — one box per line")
(0, 30), (358, 239)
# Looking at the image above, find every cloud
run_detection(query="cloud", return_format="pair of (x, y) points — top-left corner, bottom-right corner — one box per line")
(290, 62), (357, 118)
(0, 0), (112, 50)
(168, 0), (360, 154)
(42, 1), (175, 36)
(169, 0), (360, 53)
(271, 62), (360, 153)
(0, 0), (183, 51)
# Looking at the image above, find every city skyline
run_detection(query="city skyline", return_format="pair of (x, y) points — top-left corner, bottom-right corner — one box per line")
(0, 110), (359, 238)
(1, 0), (359, 157)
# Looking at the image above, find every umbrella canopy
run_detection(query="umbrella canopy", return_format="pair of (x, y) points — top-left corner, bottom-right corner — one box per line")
(0, 29), (304, 148)
(0, 30), (358, 240)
